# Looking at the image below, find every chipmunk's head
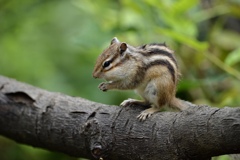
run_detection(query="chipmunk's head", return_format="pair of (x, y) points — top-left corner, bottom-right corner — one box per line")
(93, 37), (131, 81)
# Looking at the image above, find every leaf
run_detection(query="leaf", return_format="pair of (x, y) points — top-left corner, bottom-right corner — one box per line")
(156, 28), (208, 51)
(225, 48), (240, 66)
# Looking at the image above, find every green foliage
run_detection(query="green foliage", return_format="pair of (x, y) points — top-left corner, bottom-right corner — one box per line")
(0, 0), (240, 159)
(225, 47), (240, 66)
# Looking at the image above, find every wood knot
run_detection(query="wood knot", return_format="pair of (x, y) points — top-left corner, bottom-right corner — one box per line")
(91, 143), (103, 159)
(6, 92), (35, 107)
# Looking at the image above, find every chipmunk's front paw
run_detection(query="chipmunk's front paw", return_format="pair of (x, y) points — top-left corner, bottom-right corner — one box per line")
(98, 82), (108, 92)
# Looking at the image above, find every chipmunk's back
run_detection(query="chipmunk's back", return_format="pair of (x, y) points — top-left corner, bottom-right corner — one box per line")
(93, 37), (188, 121)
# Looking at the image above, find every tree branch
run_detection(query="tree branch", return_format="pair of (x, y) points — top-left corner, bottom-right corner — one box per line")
(0, 75), (240, 160)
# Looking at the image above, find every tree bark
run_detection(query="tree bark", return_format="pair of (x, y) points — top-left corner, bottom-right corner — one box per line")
(0, 75), (240, 160)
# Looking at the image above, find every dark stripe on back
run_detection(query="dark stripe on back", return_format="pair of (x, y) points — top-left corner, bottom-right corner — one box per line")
(146, 48), (178, 68)
(148, 43), (167, 47)
(145, 60), (176, 83)
(139, 43), (167, 49)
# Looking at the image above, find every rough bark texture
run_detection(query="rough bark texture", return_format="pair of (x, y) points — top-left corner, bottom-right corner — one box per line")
(0, 75), (240, 160)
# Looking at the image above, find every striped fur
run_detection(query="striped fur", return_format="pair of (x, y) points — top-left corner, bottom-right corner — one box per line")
(123, 44), (179, 86)
(93, 37), (187, 121)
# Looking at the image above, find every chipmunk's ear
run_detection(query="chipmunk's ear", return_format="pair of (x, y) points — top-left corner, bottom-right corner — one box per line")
(111, 37), (120, 45)
(119, 42), (127, 55)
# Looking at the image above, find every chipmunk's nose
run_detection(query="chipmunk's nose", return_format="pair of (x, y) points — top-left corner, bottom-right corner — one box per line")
(92, 72), (98, 79)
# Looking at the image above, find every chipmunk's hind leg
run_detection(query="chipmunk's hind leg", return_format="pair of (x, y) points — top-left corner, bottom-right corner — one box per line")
(137, 77), (174, 121)
(137, 107), (161, 121)
(137, 80), (162, 121)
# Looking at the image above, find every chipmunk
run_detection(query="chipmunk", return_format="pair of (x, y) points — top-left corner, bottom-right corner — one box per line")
(92, 37), (189, 121)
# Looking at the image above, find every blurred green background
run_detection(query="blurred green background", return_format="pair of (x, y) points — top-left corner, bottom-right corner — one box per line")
(1, 0), (240, 159)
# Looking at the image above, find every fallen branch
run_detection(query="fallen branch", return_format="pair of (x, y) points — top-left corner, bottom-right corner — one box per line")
(0, 75), (240, 160)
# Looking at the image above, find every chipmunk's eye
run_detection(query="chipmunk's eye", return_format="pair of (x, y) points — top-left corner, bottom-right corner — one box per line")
(103, 60), (111, 68)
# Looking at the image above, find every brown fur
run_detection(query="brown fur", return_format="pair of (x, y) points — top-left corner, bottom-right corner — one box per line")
(93, 37), (188, 121)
